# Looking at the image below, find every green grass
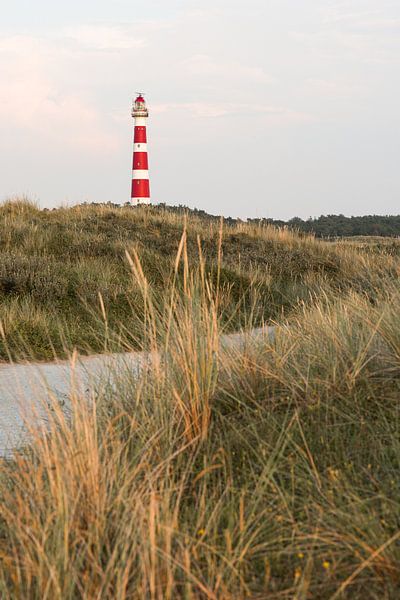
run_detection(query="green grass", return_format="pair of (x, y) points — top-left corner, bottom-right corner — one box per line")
(0, 241), (399, 598)
(0, 198), (399, 598)
(0, 198), (398, 361)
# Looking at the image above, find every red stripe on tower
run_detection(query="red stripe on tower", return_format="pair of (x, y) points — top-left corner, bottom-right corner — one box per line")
(134, 127), (147, 143)
(133, 152), (148, 170)
(131, 94), (150, 205)
(131, 179), (150, 198)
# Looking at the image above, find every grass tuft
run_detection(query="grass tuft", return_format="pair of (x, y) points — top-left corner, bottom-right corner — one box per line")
(0, 227), (399, 597)
(1, 199), (399, 362)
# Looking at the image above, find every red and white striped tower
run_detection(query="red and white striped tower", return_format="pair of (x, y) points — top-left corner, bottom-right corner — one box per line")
(131, 93), (150, 205)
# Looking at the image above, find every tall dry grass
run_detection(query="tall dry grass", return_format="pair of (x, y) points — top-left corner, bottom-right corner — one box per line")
(1, 198), (399, 361)
(0, 235), (399, 598)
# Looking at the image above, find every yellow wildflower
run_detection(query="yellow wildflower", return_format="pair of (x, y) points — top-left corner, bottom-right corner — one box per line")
(327, 467), (340, 482)
(197, 529), (205, 536)
(322, 560), (330, 570)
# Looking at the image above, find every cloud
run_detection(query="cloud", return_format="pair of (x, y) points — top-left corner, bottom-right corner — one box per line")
(354, 18), (400, 31)
(63, 25), (147, 51)
(181, 54), (274, 84)
(291, 27), (399, 64)
(152, 102), (312, 122)
(320, 7), (380, 26)
(294, 3), (400, 64)
(305, 78), (367, 97)
(61, 20), (174, 52)
(320, 6), (400, 31)
(0, 34), (118, 152)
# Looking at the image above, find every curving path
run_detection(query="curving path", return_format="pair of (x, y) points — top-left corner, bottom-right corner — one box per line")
(0, 327), (275, 455)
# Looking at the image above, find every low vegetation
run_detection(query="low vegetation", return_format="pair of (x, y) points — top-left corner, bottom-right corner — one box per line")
(0, 198), (398, 361)
(248, 213), (400, 238)
(0, 198), (399, 597)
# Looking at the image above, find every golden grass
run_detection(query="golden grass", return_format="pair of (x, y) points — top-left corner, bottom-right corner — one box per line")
(0, 234), (399, 598)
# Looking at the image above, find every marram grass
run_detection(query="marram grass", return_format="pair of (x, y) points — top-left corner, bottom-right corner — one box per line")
(0, 230), (399, 599)
(1, 198), (399, 362)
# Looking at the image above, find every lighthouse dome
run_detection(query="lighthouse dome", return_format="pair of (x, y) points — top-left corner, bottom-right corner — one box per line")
(132, 94), (149, 118)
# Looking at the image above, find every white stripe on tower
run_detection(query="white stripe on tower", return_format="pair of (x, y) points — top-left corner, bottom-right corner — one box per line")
(133, 143), (148, 152)
(131, 94), (151, 205)
(132, 170), (150, 179)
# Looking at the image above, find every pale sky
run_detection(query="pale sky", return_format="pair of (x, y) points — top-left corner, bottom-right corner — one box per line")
(0, 0), (399, 219)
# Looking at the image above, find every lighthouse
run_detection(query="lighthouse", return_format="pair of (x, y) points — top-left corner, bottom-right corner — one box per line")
(131, 94), (150, 205)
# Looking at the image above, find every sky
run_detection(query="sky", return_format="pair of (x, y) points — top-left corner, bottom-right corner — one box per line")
(0, 0), (399, 219)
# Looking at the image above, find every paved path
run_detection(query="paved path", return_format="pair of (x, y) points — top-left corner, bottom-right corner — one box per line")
(0, 327), (275, 455)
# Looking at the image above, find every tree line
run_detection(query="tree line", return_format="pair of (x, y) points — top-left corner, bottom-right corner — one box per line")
(247, 214), (400, 237)
(159, 205), (400, 237)
(82, 203), (400, 238)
